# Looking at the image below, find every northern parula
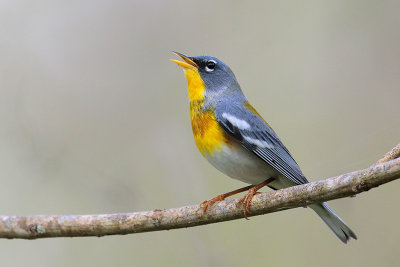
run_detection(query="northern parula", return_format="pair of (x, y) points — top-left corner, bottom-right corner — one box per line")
(171, 52), (356, 243)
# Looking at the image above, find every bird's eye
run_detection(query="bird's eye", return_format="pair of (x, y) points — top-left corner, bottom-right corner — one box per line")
(205, 60), (216, 72)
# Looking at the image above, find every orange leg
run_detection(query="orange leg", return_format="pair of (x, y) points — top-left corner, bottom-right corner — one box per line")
(200, 184), (254, 212)
(237, 178), (275, 219)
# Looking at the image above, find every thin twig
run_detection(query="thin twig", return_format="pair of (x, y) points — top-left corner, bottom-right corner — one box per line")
(374, 143), (400, 165)
(0, 146), (399, 240)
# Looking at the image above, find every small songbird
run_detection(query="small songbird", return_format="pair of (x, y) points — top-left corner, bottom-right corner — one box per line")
(171, 52), (356, 243)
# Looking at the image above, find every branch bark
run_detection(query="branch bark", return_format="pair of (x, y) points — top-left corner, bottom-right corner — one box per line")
(1, 145), (399, 240)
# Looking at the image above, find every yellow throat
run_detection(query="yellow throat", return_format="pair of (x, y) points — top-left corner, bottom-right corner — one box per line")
(183, 68), (230, 156)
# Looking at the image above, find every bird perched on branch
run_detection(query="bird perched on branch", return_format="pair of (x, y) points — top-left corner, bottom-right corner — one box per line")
(171, 52), (356, 243)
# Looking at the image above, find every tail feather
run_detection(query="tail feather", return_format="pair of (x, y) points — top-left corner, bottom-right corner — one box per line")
(310, 203), (357, 243)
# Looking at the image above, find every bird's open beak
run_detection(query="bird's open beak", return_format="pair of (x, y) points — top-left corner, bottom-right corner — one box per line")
(170, 52), (198, 70)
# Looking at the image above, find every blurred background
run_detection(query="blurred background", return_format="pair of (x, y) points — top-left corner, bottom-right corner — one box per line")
(1, 1), (399, 266)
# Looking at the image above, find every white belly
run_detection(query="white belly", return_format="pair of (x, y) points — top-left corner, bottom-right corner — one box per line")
(204, 141), (294, 190)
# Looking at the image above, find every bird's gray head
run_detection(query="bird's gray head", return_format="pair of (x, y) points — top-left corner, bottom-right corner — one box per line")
(171, 52), (241, 97)
(189, 55), (239, 93)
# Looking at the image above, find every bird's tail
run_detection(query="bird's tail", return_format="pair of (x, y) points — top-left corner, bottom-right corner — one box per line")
(309, 203), (357, 243)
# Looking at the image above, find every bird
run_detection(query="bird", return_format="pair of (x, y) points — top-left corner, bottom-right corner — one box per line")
(170, 52), (357, 243)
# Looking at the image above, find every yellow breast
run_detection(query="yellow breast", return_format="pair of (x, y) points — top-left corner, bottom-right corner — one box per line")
(190, 104), (231, 156)
(183, 68), (231, 156)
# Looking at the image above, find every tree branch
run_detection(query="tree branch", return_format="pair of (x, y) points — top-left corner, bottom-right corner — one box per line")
(1, 145), (399, 240)
(374, 143), (400, 165)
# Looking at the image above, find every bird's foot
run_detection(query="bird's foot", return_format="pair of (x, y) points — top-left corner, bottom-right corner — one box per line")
(236, 178), (275, 219)
(200, 195), (227, 212)
(237, 188), (260, 219)
(200, 184), (254, 212)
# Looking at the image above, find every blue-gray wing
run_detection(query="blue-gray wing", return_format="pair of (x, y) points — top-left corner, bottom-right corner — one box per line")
(215, 102), (309, 185)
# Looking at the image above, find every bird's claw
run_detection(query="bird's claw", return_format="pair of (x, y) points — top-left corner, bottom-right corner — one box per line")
(200, 195), (226, 212)
(237, 190), (260, 219)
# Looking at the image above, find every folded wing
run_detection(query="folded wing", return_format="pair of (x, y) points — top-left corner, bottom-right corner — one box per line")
(215, 101), (309, 185)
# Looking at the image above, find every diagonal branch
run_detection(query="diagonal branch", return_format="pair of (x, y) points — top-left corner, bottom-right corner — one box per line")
(0, 145), (399, 240)
(374, 143), (400, 166)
